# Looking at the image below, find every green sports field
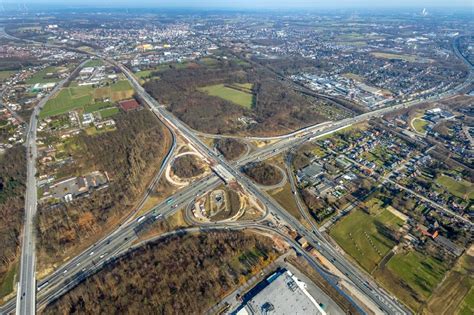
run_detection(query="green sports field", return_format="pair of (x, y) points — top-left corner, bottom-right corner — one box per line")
(40, 80), (133, 118)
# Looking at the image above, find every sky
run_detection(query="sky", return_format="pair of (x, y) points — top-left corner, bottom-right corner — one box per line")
(11, 0), (474, 9)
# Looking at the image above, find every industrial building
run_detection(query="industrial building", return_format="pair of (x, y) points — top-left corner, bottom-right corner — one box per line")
(296, 162), (324, 184)
(234, 268), (326, 315)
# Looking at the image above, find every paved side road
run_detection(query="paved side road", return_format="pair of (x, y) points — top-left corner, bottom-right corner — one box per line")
(16, 60), (88, 315)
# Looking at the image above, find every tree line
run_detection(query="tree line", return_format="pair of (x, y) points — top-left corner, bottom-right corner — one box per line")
(214, 138), (246, 161)
(0, 146), (26, 285)
(144, 59), (329, 136)
(43, 231), (277, 315)
(36, 110), (170, 264)
(242, 162), (283, 186)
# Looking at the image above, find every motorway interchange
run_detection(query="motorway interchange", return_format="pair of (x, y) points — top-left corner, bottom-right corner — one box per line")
(4, 35), (473, 315)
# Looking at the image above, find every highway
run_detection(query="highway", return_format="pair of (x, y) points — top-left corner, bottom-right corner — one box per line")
(454, 36), (474, 68)
(1, 175), (220, 314)
(1, 31), (472, 314)
(229, 168), (409, 314)
(15, 59), (90, 315)
(110, 45), (473, 313)
(117, 62), (413, 314)
(11, 57), (176, 314)
(3, 58), (410, 314)
(193, 120), (335, 141)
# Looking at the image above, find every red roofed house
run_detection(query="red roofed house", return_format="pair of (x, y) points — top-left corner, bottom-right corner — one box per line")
(119, 99), (140, 112)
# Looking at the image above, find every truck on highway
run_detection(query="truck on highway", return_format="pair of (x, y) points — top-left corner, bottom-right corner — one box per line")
(37, 281), (49, 292)
(166, 198), (174, 205)
(136, 216), (146, 223)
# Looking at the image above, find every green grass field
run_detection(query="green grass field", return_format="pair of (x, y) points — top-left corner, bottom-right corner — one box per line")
(198, 83), (254, 108)
(41, 80), (133, 118)
(77, 46), (95, 53)
(84, 102), (113, 113)
(458, 287), (474, 315)
(371, 52), (432, 63)
(436, 175), (474, 200)
(412, 118), (429, 133)
(41, 89), (92, 118)
(94, 81), (134, 102)
(330, 208), (403, 272)
(235, 59), (251, 67)
(26, 66), (64, 85)
(375, 250), (449, 311)
(387, 251), (448, 298)
(135, 62), (191, 80)
(343, 72), (365, 82)
(336, 41), (368, 47)
(135, 69), (154, 80)
(338, 33), (366, 40)
(424, 250), (474, 315)
(199, 57), (219, 67)
(362, 197), (385, 214)
(0, 70), (15, 81)
(311, 145), (327, 158)
(315, 124), (363, 142)
(69, 85), (94, 97)
(269, 183), (304, 223)
(83, 59), (104, 68)
(233, 82), (253, 91)
(98, 107), (119, 118)
(0, 263), (17, 299)
(110, 80), (132, 92)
